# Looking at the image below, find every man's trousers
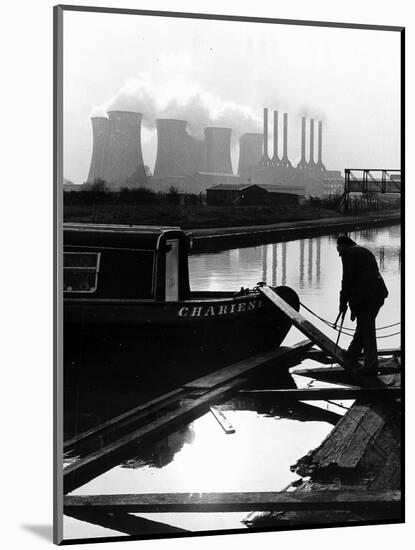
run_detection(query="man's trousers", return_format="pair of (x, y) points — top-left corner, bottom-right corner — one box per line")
(347, 303), (382, 370)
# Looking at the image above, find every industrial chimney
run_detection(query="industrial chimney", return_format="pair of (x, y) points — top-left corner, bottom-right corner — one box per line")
(87, 117), (110, 183)
(315, 120), (326, 171)
(103, 111), (146, 186)
(271, 110), (280, 166)
(297, 117), (308, 169)
(204, 127), (233, 174)
(307, 118), (316, 169)
(280, 113), (292, 168)
(259, 108), (271, 166)
(238, 133), (263, 175)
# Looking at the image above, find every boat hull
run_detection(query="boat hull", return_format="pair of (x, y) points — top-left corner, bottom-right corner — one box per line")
(64, 285), (299, 385)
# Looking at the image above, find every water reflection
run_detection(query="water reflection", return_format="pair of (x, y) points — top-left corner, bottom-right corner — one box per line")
(122, 426), (195, 470)
(73, 411), (333, 498)
(307, 239), (313, 284)
(191, 226), (401, 291)
(316, 238), (321, 282)
(300, 239), (304, 284)
(282, 241), (287, 285)
(220, 398), (341, 425)
(272, 244), (277, 286)
(262, 244), (267, 282)
(189, 224), (401, 350)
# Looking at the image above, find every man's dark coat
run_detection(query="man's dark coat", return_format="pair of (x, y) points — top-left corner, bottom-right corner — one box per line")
(339, 244), (388, 313)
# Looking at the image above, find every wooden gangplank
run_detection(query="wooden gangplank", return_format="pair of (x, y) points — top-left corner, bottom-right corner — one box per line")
(258, 286), (390, 387)
(64, 340), (311, 495)
(64, 490), (400, 514)
(259, 286), (357, 372)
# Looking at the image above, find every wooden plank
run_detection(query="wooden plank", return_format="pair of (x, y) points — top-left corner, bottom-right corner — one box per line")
(184, 339), (312, 390)
(313, 403), (370, 467)
(293, 402), (369, 476)
(291, 365), (400, 386)
(238, 387), (400, 401)
(337, 404), (386, 469)
(64, 490), (401, 513)
(258, 286), (377, 384)
(371, 348), (401, 357)
(65, 509), (188, 535)
(64, 377), (250, 494)
(305, 348), (401, 364)
(378, 372), (401, 387)
(293, 398), (396, 476)
(210, 407), (235, 434)
(293, 362), (401, 378)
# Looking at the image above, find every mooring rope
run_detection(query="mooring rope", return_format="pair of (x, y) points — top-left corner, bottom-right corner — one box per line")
(300, 302), (400, 339)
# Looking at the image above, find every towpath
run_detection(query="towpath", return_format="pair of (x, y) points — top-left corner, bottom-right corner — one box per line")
(189, 210), (400, 252)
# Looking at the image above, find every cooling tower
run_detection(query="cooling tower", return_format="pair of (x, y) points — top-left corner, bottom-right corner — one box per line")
(154, 119), (190, 178)
(308, 118), (316, 169)
(87, 117), (110, 183)
(259, 108), (271, 166)
(238, 133), (263, 175)
(271, 110), (280, 166)
(297, 117), (308, 169)
(103, 111), (146, 185)
(280, 113), (292, 168)
(316, 120), (326, 171)
(204, 127), (233, 174)
(185, 134), (205, 175)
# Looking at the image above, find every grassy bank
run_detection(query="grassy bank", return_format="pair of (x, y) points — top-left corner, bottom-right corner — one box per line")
(63, 203), (344, 229)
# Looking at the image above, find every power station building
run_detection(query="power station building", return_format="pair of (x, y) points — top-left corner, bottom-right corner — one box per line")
(85, 107), (342, 198)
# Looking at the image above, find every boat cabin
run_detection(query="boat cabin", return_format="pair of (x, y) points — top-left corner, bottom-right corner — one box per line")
(63, 224), (191, 301)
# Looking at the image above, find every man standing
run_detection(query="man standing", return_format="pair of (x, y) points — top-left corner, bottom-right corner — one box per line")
(337, 236), (389, 373)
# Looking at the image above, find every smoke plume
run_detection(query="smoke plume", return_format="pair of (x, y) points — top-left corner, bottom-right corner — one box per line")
(91, 74), (262, 138)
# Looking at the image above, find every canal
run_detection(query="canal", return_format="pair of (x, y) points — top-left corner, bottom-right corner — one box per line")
(64, 224), (401, 539)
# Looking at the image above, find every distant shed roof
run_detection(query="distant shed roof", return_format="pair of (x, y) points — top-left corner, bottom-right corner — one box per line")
(258, 184), (305, 195)
(208, 183), (263, 191)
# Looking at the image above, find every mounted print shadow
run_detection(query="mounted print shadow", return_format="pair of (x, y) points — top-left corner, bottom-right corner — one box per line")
(54, 4), (403, 545)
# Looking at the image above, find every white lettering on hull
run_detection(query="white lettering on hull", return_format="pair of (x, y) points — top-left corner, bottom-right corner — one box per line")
(177, 299), (264, 318)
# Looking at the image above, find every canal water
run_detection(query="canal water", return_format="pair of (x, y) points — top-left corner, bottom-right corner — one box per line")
(64, 224), (401, 539)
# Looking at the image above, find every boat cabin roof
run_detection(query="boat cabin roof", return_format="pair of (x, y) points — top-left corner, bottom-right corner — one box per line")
(64, 223), (190, 250)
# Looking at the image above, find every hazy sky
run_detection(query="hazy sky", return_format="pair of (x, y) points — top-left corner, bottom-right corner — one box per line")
(63, 10), (401, 184)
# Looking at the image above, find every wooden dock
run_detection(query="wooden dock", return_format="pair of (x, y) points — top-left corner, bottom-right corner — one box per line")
(63, 286), (402, 535)
(244, 366), (402, 528)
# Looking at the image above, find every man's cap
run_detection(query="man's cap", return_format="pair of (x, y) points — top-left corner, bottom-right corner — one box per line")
(336, 236), (356, 246)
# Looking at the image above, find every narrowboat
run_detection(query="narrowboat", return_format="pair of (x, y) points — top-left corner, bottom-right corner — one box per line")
(63, 224), (300, 384)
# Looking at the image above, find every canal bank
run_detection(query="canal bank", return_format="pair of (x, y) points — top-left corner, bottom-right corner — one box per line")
(189, 211), (401, 252)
